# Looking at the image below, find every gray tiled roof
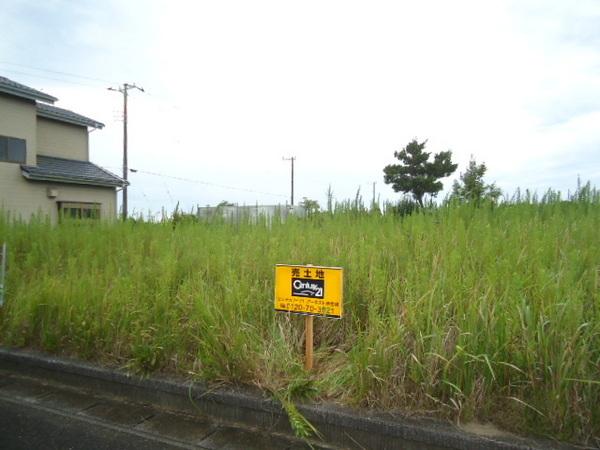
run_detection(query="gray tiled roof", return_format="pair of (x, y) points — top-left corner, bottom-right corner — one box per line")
(37, 103), (104, 129)
(0, 75), (57, 103)
(21, 155), (127, 188)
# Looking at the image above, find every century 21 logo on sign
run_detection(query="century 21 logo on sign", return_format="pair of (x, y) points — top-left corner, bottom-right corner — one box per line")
(292, 278), (324, 298)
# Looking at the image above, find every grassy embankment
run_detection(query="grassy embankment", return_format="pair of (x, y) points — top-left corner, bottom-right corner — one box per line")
(0, 195), (598, 444)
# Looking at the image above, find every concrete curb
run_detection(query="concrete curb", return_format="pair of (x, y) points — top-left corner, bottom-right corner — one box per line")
(0, 347), (582, 450)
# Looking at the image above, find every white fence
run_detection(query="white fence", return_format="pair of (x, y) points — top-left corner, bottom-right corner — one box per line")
(196, 204), (306, 224)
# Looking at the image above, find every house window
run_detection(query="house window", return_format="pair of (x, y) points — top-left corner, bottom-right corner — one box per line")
(58, 202), (101, 220)
(0, 135), (26, 164)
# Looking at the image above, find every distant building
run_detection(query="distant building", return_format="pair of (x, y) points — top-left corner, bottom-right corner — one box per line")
(197, 204), (306, 223)
(0, 75), (126, 223)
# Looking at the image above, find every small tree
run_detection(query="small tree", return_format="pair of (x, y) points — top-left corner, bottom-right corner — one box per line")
(300, 197), (320, 216)
(383, 139), (457, 207)
(451, 157), (501, 204)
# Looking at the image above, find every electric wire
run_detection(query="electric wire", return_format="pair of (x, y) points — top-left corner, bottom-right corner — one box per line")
(133, 168), (287, 198)
(0, 68), (103, 88)
(0, 62), (187, 113)
(103, 166), (287, 198)
(0, 61), (117, 85)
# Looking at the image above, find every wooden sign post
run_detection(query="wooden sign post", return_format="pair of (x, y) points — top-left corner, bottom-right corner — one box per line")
(274, 264), (344, 371)
(305, 315), (314, 370)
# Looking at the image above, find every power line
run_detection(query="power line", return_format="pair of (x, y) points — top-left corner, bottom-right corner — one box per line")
(123, 167), (287, 198)
(0, 62), (191, 115)
(0, 61), (117, 85)
(0, 68), (101, 88)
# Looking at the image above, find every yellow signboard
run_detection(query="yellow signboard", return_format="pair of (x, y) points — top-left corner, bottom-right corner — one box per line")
(274, 264), (343, 318)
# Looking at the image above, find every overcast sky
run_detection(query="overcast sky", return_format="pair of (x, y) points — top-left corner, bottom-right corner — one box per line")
(2, 0), (599, 214)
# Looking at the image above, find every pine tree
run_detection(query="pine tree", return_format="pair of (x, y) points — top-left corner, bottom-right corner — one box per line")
(383, 139), (457, 207)
(451, 157), (501, 204)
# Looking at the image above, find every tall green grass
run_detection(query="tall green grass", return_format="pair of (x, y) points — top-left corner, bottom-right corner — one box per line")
(0, 195), (599, 444)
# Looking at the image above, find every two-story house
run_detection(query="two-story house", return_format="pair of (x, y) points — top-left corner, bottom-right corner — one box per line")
(0, 75), (125, 223)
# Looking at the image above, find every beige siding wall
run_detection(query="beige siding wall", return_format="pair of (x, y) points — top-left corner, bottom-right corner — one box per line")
(36, 118), (88, 161)
(0, 94), (37, 165)
(0, 163), (117, 223)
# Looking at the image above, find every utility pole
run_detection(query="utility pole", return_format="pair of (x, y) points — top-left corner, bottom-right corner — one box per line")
(372, 181), (376, 207)
(283, 156), (296, 206)
(108, 83), (144, 219)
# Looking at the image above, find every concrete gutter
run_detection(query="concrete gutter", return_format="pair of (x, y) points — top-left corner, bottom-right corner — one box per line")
(0, 347), (584, 450)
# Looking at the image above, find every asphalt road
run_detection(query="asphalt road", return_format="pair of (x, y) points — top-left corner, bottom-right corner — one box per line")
(0, 370), (319, 450)
(0, 396), (189, 450)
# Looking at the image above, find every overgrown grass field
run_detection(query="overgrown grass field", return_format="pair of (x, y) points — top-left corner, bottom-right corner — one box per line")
(1, 196), (599, 444)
